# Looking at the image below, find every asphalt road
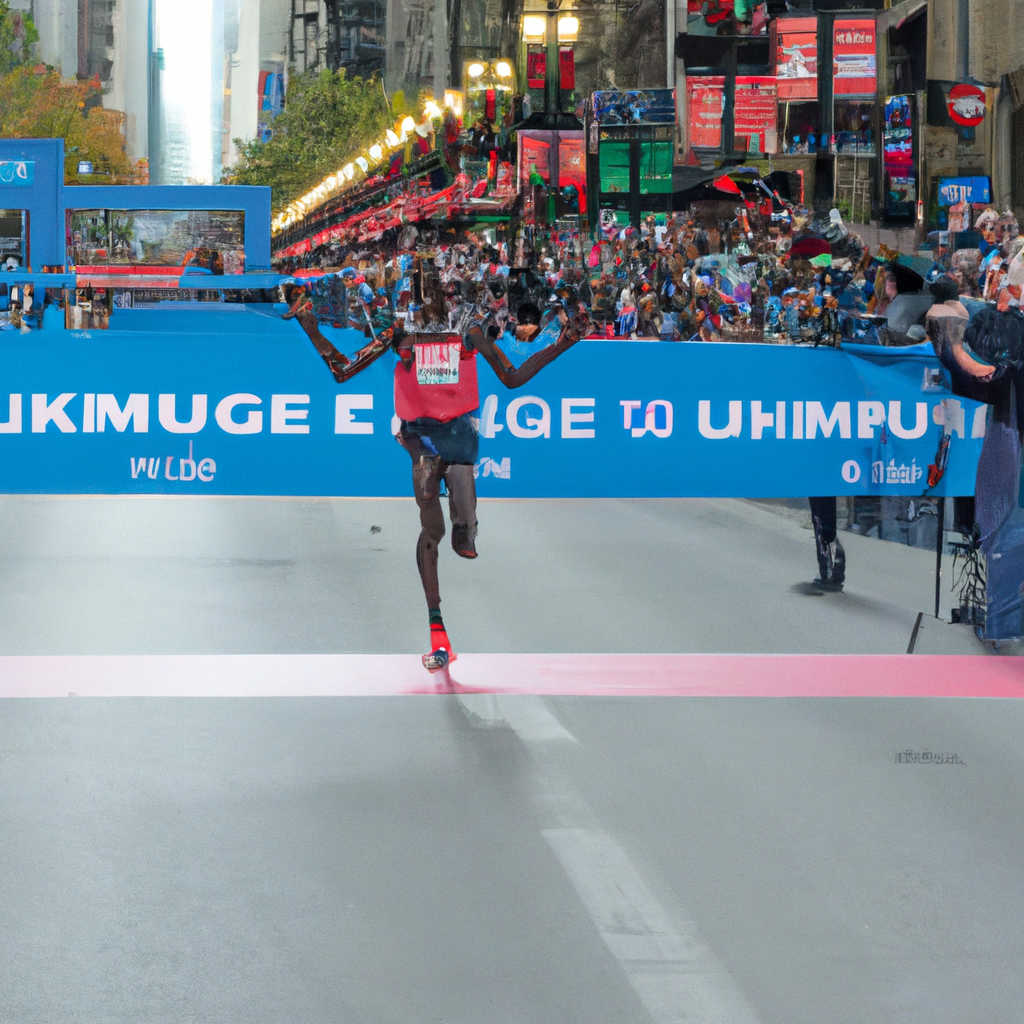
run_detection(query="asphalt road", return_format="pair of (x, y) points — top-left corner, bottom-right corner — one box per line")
(0, 495), (983, 655)
(0, 495), (1018, 1024)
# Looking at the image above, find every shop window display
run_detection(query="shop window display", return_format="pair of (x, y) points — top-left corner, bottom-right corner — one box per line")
(781, 103), (821, 154)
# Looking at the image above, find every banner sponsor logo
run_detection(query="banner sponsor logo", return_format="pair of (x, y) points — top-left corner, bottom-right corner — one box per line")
(0, 160), (34, 186)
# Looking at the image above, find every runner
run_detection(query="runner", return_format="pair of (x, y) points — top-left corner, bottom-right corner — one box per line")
(296, 296), (590, 670)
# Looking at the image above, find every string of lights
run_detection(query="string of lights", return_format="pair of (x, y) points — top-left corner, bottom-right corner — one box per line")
(270, 94), (464, 236)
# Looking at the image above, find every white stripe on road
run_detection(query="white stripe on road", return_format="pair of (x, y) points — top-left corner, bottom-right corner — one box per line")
(543, 828), (763, 1024)
(456, 693), (579, 743)
(457, 689), (763, 1024)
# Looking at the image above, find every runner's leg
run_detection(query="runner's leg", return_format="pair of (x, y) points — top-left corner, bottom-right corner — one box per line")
(809, 496), (845, 585)
(445, 463), (478, 558)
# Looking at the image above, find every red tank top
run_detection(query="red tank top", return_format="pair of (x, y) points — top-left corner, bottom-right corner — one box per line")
(394, 336), (479, 422)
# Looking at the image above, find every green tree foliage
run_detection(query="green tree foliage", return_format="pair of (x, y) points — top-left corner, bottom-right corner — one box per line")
(0, 67), (131, 183)
(229, 69), (391, 211)
(0, 0), (39, 76)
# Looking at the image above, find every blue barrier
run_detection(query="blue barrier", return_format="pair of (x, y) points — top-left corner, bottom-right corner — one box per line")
(0, 309), (983, 497)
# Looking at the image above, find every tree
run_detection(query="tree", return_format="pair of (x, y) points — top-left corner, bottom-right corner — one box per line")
(0, 66), (131, 182)
(229, 68), (391, 211)
(0, 0), (39, 77)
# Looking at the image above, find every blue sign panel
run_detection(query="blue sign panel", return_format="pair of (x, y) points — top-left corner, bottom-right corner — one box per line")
(0, 314), (983, 498)
(0, 160), (34, 186)
(938, 176), (991, 205)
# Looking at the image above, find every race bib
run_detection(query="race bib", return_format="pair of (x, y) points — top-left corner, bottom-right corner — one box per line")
(415, 341), (460, 385)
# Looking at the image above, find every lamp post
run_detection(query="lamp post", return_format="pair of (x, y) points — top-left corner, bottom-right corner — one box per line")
(522, 4), (577, 119)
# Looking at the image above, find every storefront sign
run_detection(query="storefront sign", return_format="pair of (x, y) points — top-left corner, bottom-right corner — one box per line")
(946, 84), (986, 127)
(938, 176), (991, 205)
(0, 327), (983, 499)
(883, 94), (915, 217)
(558, 48), (575, 90)
(775, 16), (818, 101)
(833, 19), (876, 97)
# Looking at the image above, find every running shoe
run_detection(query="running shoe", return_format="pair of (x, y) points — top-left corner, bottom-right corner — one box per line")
(451, 521), (478, 559)
(422, 648), (457, 671)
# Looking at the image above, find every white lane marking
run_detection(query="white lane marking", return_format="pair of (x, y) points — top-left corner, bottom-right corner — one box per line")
(456, 694), (579, 743)
(544, 828), (763, 1024)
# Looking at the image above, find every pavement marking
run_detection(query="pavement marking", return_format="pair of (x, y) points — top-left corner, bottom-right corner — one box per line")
(0, 653), (1020, 699)
(544, 828), (763, 1024)
(456, 693), (579, 743)
(460, 689), (764, 1024)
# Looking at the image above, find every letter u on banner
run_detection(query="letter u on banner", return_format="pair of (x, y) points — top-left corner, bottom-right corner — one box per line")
(159, 394), (208, 433)
(698, 400), (742, 439)
(888, 401), (927, 439)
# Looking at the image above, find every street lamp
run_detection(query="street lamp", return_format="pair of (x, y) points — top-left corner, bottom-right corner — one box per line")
(522, 15), (546, 41)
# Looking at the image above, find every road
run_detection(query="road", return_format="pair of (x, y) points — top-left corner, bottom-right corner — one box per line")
(0, 494), (984, 655)
(0, 495), (1021, 1024)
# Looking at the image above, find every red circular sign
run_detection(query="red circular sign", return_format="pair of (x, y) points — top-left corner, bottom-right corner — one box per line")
(947, 84), (986, 127)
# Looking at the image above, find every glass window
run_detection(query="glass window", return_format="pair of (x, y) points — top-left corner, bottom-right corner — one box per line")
(0, 209), (27, 268)
(780, 102), (821, 154)
(66, 209), (246, 271)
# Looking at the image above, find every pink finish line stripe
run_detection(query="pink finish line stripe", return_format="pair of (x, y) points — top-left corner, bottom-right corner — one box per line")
(0, 654), (1020, 699)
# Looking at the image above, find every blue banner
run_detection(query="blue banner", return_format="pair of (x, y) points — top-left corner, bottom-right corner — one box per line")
(0, 309), (984, 497)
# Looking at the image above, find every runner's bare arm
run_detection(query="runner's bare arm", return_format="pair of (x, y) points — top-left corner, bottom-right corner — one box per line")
(329, 334), (395, 383)
(466, 313), (590, 389)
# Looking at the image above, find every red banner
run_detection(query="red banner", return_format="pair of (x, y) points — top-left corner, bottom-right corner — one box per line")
(687, 76), (725, 148)
(775, 16), (817, 101)
(833, 18), (876, 97)
(559, 48), (575, 90)
(687, 76), (777, 153)
(734, 77), (778, 154)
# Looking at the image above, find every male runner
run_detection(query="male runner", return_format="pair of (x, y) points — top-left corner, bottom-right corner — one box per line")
(289, 293), (589, 670)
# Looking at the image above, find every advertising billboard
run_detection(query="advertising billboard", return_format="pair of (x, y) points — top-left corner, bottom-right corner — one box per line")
(775, 16), (818, 101)
(833, 19), (876, 97)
